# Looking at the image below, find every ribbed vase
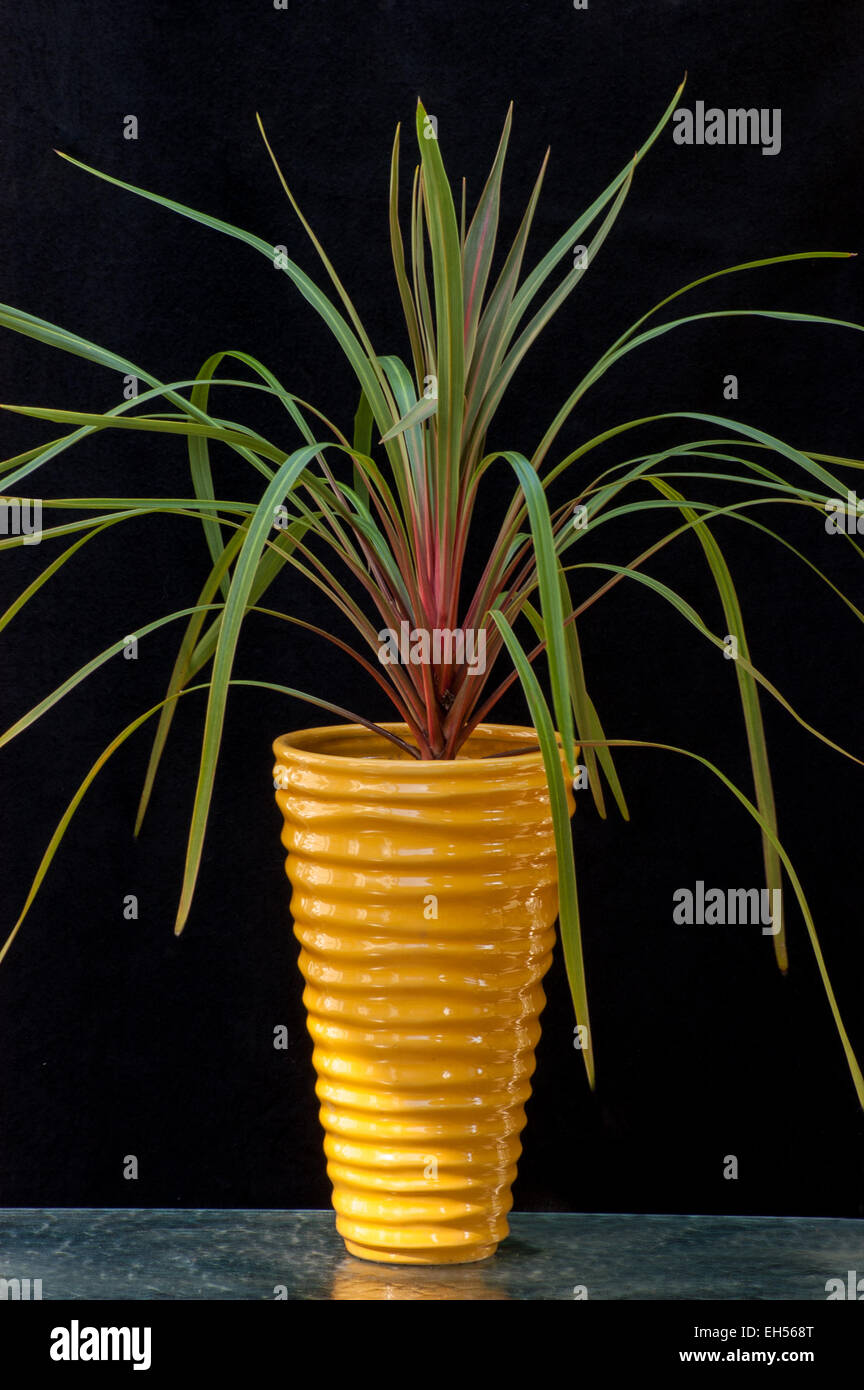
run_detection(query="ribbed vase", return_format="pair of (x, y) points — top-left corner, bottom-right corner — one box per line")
(272, 722), (574, 1265)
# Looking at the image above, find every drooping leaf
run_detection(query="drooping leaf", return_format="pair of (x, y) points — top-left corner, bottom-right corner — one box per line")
(492, 607), (594, 1091)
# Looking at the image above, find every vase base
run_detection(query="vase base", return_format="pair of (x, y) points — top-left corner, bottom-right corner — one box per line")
(343, 1239), (498, 1266)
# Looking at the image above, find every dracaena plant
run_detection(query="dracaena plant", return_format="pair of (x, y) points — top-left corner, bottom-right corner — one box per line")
(1, 80), (862, 1107)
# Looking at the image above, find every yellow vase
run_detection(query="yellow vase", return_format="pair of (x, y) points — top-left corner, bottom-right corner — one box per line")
(272, 721), (575, 1265)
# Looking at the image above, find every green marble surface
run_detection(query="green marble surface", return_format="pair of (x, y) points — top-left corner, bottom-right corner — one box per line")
(0, 1209), (861, 1300)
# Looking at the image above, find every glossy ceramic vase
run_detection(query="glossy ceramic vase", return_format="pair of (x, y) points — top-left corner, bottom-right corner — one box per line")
(272, 721), (575, 1265)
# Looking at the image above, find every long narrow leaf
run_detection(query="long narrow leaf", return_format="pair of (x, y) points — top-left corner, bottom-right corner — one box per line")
(573, 736), (864, 1111)
(492, 608), (594, 1090)
(648, 476), (786, 970)
(462, 102), (512, 366)
(388, 122), (425, 385)
(174, 440), (356, 934)
(495, 450), (576, 776)
(50, 148), (398, 442)
(416, 100), (465, 539)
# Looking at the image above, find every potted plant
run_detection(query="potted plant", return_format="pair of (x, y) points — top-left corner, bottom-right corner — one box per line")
(1, 80), (862, 1263)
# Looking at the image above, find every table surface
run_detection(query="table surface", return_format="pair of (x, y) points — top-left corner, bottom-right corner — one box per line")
(1, 1209), (861, 1300)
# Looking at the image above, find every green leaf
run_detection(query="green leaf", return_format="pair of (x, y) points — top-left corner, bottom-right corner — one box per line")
(563, 557), (864, 771)
(0, 518), (119, 634)
(1, 402), (288, 465)
(416, 100), (465, 538)
(376, 354), (427, 513)
(467, 146), (549, 424)
(572, 735), (864, 1112)
(648, 476), (786, 970)
(378, 392), (438, 444)
(50, 147), (398, 444)
(174, 441), (349, 935)
(2, 675), (422, 969)
(388, 121), (425, 386)
(491, 608), (594, 1091)
(255, 114), (398, 411)
(133, 522), (250, 836)
(606, 251), (856, 359)
(411, 167), (436, 380)
(535, 311), (864, 471)
(522, 591), (630, 822)
(468, 155), (636, 452)
(0, 604), (223, 749)
(0, 311), (277, 492)
(182, 347), (346, 601)
(491, 450), (577, 776)
(462, 103), (512, 366)
(496, 78), (685, 361)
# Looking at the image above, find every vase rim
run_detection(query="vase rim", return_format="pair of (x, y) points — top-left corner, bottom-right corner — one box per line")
(273, 721), (559, 771)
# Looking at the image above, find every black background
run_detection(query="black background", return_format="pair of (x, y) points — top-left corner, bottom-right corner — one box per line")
(1, 0), (863, 1219)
